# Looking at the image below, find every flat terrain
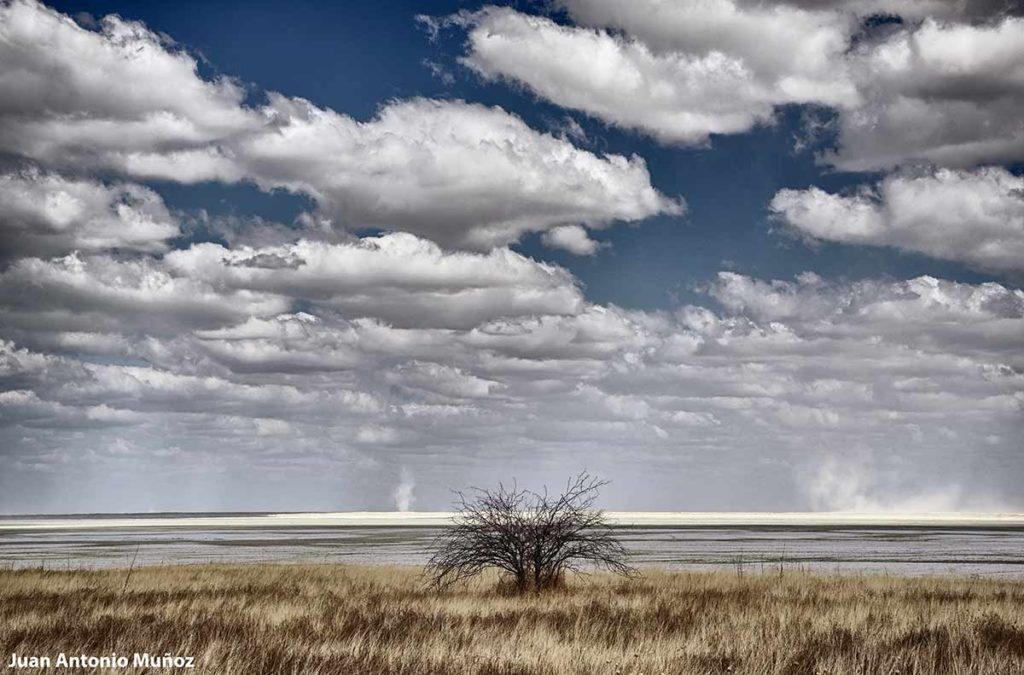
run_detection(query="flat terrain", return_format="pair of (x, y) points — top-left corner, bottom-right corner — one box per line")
(2, 564), (1024, 674)
(4, 521), (1024, 576)
(4, 511), (1024, 529)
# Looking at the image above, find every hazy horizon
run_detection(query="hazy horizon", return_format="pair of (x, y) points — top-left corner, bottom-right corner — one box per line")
(5, 509), (1024, 523)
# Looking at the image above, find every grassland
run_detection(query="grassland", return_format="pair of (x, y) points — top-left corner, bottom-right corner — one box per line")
(2, 564), (1024, 674)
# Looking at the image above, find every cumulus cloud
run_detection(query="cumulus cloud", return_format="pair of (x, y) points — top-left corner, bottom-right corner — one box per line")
(234, 95), (682, 249)
(0, 230), (592, 362)
(0, 0), (254, 181)
(0, 252), (287, 335)
(739, 0), (1018, 20)
(2, 248), (1021, 510)
(0, 169), (178, 258)
(770, 167), (1024, 274)
(709, 271), (1024, 360)
(0, 0), (681, 249)
(164, 233), (585, 329)
(540, 224), (603, 255)
(0, 388), (142, 429)
(0, 0), (1021, 513)
(451, 1), (1024, 168)
(444, 1), (1024, 273)
(831, 15), (1024, 170)
(458, 5), (857, 145)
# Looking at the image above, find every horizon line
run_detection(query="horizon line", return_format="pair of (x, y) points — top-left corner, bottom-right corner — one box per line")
(3, 510), (1024, 532)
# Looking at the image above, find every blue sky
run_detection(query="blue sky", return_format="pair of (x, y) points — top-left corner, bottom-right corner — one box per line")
(1, 0), (1022, 513)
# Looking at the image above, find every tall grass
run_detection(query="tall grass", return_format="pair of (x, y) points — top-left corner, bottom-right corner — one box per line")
(2, 564), (1023, 674)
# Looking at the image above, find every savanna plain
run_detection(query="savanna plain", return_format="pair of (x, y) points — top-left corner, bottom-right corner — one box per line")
(3, 563), (1024, 675)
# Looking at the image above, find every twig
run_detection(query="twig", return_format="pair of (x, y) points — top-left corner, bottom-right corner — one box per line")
(122, 544), (140, 593)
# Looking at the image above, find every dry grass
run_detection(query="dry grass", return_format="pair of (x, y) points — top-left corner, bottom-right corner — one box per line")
(2, 563), (1024, 674)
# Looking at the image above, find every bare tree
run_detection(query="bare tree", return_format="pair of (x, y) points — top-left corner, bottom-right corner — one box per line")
(426, 472), (634, 592)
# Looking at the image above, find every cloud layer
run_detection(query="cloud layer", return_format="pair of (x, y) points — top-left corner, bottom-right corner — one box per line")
(0, 0), (680, 251)
(0, 1), (1020, 513)
(454, 1), (1024, 170)
(459, 4), (857, 145)
(449, 1), (1024, 281)
(771, 167), (1024, 274)
(0, 170), (178, 258)
(2, 232), (1021, 511)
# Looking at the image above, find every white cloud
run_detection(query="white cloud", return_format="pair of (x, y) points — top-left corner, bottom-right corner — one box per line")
(830, 16), (1024, 170)
(0, 252), (288, 335)
(388, 361), (503, 400)
(2, 260), (1020, 510)
(0, 388), (142, 429)
(164, 233), (585, 329)
(771, 167), (1024, 273)
(766, 0), (1024, 22)
(452, 1), (1024, 168)
(540, 224), (603, 255)
(711, 270), (1024, 324)
(194, 314), (362, 374)
(0, 0), (681, 249)
(0, 0), (1021, 512)
(0, 169), (178, 258)
(458, 5), (857, 146)
(0, 0), (254, 181)
(234, 95), (682, 249)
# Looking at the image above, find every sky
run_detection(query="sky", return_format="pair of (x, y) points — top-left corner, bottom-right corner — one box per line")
(0, 0), (1022, 514)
